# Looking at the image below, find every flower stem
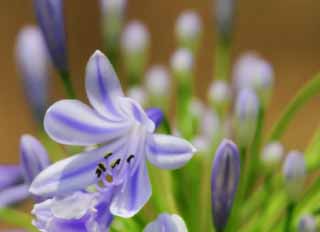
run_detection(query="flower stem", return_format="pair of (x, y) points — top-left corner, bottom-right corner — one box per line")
(269, 73), (320, 141)
(214, 37), (231, 80)
(284, 201), (295, 232)
(59, 70), (76, 99)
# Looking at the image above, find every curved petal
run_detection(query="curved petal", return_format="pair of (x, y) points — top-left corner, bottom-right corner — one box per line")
(146, 134), (196, 170)
(20, 134), (50, 184)
(85, 50), (124, 119)
(144, 214), (188, 232)
(30, 139), (126, 197)
(44, 100), (130, 146)
(0, 184), (29, 207)
(0, 165), (23, 190)
(110, 161), (151, 218)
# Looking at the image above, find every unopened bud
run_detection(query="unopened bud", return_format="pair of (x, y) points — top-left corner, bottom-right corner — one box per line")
(233, 52), (274, 106)
(170, 48), (194, 76)
(234, 88), (259, 146)
(282, 151), (306, 202)
(127, 86), (147, 107)
(262, 142), (284, 168)
(298, 214), (317, 232)
(208, 80), (231, 117)
(175, 10), (202, 52)
(15, 26), (49, 122)
(144, 213), (188, 232)
(211, 139), (240, 231)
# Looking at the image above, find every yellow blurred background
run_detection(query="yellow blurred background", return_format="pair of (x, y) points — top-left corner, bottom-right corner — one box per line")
(0, 0), (319, 186)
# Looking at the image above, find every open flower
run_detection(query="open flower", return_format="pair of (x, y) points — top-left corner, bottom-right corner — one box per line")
(32, 190), (114, 232)
(30, 50), (196, 218)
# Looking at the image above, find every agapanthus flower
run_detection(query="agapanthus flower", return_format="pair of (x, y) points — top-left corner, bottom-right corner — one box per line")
(30, 50), (196, 218)
(32, 190), (113, 232)
(0, 135), (49, 206)
(144, 213), (188, 232)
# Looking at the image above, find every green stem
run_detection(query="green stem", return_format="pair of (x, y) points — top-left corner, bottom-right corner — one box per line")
(284, 202), (295, 232)
(59, 70), (76, 99)
(0, 208), (38, 232)
(269, 73), (320, 141)
(244, 106), (265, 196)
(214, 37), (231, 80)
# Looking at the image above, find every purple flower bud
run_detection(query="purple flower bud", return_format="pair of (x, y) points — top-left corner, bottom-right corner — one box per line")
(298, 214), (317, 232)
(211, 139), (240, 231)
(208, 80), (231, 116)
(234, 88), (259, 146)
(262, 142), (284, 168)
(15, 26), (49, 122)
(146, 108), (164, 129)
(282, 151), (306, 202)
(33, 0), (68, 72)
(20, 135), (50, 184)
(170, 48), (194, 75)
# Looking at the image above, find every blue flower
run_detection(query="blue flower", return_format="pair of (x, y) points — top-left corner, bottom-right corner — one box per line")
(30, 50), (196, 218)
(0, 135), (49, 207)
(144, 213), (188, 232)
(32, 190), (113, 232)
(211, 139), (240, 232)
(33, 0), (68, 72)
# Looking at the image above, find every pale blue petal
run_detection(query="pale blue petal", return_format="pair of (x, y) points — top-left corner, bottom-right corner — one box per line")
(20, 134), (50, 184)
(110, 161), (151, 218)
(0, 184), (29, 207)
(30, 139), (126, 197)
(144, 213), (188, 232)
(85, 50), (124, 119)
(0, 165), (22, 190)
(44, 99), (130, 146)
(146, 134), (196, 170)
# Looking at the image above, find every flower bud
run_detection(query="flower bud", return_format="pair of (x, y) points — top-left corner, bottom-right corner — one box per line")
(298, 214), (317, 232)
(233, 52), (274, 106)
(189, 98), (205, 134)
(175, 10), (202, 52)
(261, 142), (284, 168)
(121, 21), (150, 86)
(127, 86), (147, 107)
(144, 213), (188, 232)
(20, 135), (50, 184)
(15, 26), (49, 122)
(282, 151), (306, 202)
(145, 65), (171, 109)
(33, 0), (68, 73)
(234, 88), (259, 146)
(208, 80), (231, 117)
(170, 48), (194, 76)
(211, 139), (240, 232)
(201, 109), (221, 142)
(215, 0), (236, 40)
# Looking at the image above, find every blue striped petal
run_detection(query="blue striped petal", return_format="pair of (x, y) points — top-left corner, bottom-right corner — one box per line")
(44, 99), (130, 146)
(146, 134), (196, 170)
(0, 165), (22, 190)
(0, 184), (29, 207)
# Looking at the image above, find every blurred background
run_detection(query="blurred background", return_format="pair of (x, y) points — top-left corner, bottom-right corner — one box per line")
(0, 0), (320, 174)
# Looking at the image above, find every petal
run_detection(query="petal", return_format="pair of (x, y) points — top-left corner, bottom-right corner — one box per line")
(30, 139), (126, 197)
(146, 134), (196, 170)
(0, 165), (23, 190)
(146, 108), (164, 129)
(110, 161), (151, 218)
(44, 99), (130, 146)
(20, 134), (50, 184)
(0, 184), (29, 207)
(85, 50), (124, 119)
(144, 214), (188, 232)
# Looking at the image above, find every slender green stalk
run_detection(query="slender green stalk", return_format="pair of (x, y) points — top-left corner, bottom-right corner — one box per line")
(305, 125), (320, 171)
(0, 208), (38, 232)
(214, 37), (231, 81)
(59, 70), (76, 99)
(269, 73), (320, 141)
(284, 202), (295, 232)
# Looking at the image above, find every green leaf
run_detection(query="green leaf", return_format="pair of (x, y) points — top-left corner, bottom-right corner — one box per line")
(0, 208), (37, 232)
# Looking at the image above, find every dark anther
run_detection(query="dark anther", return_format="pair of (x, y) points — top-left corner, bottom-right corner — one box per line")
(96, 169), (102, 178)
(111, 159), (121, 169)
(98, 163), (106, 172)
(127, 154), (135, 163)
(104, 153), (113, 159)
